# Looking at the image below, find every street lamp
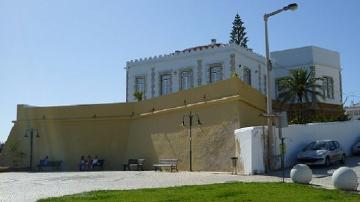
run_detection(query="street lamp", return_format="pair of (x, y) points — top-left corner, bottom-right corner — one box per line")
(264, 3), (298, 171)
(182, 111), (202, 172)
(24, 128), (40, 170)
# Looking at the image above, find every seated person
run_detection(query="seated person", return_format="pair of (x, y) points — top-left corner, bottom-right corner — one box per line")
(42, 156), (49, 166)
(86, 155), (92, 170)
(92, 155), (99, 168)
(79, 155), (85, 171)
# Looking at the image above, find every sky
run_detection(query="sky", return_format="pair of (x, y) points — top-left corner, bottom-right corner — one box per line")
(1, 0), (360, 142)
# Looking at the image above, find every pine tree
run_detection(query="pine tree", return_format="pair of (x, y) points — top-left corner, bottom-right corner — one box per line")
(229, 14), (248, 48)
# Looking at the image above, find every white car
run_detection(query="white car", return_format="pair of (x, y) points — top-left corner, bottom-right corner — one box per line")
(297, 140), (345, 167)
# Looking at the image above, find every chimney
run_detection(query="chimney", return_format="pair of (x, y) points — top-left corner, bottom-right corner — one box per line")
(211, 39), (216, 45)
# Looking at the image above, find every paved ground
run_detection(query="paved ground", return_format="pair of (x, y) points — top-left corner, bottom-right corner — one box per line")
(1, 156), (359, 202)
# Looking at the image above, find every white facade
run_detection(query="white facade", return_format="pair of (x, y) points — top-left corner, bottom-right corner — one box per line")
(126, 40), (267, 102)
(126, 40), (342, 105)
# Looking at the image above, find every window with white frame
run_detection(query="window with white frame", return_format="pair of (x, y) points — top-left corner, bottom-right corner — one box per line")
(243, 67), (251, 85)
(209, 66), (222, 83)
(160, 74), (171, 95)
(135, 77), (145, 94)
(323, 76), (334, 99)
(180, 70), (193, 90)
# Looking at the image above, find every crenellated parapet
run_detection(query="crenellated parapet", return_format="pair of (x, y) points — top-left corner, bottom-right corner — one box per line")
(126, 42), (265, 67)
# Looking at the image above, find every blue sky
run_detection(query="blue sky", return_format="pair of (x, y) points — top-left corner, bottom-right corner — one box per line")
(1, 0), (360, 142)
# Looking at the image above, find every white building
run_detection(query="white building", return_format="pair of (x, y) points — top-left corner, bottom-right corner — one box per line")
(345, 102), (360, 120)
(125, 39), (342, 106)
(271, 46), (342, 105)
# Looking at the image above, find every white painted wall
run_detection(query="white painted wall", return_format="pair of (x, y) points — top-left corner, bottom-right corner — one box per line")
(235, 127), (265, 175)
(235, 120), (360, 174)
(282, 121), (360, 166)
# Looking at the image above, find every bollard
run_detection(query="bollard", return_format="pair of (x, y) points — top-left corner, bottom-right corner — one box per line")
(231, 157), (238, 175)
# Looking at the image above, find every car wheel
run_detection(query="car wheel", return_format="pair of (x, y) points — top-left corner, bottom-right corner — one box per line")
(325, 156), (330, 167)
(340, 154), (346, 164)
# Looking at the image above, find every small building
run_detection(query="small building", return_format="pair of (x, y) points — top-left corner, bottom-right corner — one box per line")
(271, 46), (342, 105)
(345, 102), (360, 120)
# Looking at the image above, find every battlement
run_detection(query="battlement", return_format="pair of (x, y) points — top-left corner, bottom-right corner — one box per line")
(126, 41), (265, 67)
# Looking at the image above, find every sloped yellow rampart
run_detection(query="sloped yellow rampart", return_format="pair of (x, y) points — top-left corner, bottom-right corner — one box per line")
(0, 78), (265, 172)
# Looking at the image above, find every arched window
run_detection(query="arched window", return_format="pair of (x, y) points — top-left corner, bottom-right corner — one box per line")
(323, 76), (334, 99)
(243, 68), (251, 85)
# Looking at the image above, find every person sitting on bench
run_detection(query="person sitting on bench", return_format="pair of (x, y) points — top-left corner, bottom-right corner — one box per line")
(92, 155), (99, 169)
(79, 155), (86, 171)
(42, 156), (49, 166)
(86, 155), (92, 170)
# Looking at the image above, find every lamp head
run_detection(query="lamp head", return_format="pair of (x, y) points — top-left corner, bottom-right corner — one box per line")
(284, 3), (298, 11)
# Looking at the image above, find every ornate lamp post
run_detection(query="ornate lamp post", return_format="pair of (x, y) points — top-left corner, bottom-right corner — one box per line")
(24, 128), (40, 170)
(182, 111), (202, 172)
(264, 3), (298, 170)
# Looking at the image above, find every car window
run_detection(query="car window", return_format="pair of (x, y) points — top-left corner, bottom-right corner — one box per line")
(304, 142), (315, 151)
(334, 141), (340, 149)
(329, 141), (337, 149)
(305, 142), (328, 150)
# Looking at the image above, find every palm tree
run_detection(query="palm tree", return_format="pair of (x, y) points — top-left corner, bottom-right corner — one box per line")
(133, 91), (143, 102)
(277, 68), (324, 123)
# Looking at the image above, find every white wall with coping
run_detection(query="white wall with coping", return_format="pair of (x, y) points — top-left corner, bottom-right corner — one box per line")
(235, 127), (265, 175)
(282, 120), (360, 166)
(235, 120), (360, 175)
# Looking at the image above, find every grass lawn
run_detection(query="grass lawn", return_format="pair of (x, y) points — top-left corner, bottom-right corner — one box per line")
(39, 182), (360, 202)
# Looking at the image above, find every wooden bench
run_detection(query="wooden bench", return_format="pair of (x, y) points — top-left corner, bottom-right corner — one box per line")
(153, 159), (179, 172)
(37, 160), (63, 171)
(123, 159), (145, 171)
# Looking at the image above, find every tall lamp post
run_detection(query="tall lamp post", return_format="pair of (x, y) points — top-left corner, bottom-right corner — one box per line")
(182, 111), (202, 172)
(24, 128), (40, 170)
(264, 3), (298, 170)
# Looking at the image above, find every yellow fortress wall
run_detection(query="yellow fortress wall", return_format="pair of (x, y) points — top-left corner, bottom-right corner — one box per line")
(0, 78), (266, 172)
